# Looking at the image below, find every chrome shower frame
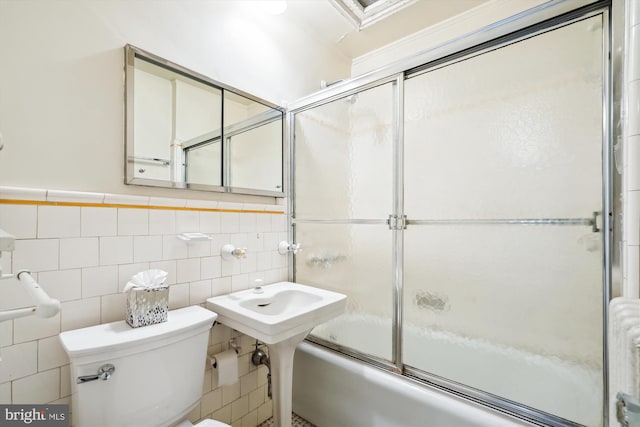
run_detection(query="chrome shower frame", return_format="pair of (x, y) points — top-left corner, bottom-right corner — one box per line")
(287, 1), (619, 425)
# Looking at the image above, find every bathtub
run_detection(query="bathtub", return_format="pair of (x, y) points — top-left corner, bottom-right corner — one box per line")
(292, 314), (602, 427)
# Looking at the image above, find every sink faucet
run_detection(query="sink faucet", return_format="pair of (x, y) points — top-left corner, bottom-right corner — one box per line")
(253, 279), (264, 294)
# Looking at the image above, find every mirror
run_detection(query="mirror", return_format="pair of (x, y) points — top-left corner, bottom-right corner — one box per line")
(125, 44), (284, 196)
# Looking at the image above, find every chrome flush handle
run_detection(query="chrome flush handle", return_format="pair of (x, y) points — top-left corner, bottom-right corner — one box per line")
(76, 364), (116, 384)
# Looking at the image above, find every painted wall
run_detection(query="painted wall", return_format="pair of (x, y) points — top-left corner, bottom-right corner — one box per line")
(0, 0), (349, 202)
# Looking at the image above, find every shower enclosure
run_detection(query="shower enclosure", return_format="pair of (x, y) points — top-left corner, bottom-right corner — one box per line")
(290, 3), (611, 427)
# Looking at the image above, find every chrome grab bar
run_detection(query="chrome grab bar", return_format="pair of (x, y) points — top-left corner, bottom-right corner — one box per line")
(77, 364), (116, 384)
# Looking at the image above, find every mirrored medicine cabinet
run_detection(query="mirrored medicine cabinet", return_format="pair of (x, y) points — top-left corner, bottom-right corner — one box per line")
(125, 44), (285, 197)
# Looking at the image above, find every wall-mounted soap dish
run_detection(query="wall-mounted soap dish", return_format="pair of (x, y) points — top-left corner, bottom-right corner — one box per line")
(177, 232), (212, 241)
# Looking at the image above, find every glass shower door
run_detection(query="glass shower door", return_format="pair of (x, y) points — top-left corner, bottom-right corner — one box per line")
(403, 15), (604, 426)
(293, 81), (397, 362)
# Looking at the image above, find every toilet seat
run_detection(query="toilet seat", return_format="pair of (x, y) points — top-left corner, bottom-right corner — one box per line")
(176, 418), (231, 427)
(196, 420), (231, 427)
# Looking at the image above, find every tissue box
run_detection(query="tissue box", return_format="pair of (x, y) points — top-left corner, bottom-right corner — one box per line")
(126, 286), (169, 328)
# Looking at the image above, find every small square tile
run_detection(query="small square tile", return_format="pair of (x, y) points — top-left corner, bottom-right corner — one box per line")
(13, 313), (60, 343)
(38, 206), (81, 238)
(0, 341), (37, 383)
(12, 369), (60, 404)
(38, 335), (69, 371)
(169, 283), (190, 309)
(189, 280), (212, 305)
(176, 211), (200, 233)
(149, 210), (176, 235)
(81, 207), (117, 237)
(81, 265), (118, 297)
(60, 238), (99, 269)
(134, 235), (163, 262)
(118, 209), (148, 236)
(201, 256), (222, 280)
(101, 293), (127, 323)
(13, 239), (59, 272)
(100, 236), (134, 265)
(60, 297), (101, 331)
(0, 204), (37, 238)
(38, 269), (82, 302)
(177, 258), (200, 283)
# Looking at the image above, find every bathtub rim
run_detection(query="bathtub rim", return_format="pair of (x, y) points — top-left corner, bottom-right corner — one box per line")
(303, 336), (588, 427)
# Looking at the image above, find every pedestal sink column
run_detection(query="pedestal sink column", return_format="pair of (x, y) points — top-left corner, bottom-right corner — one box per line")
(267, 330), (311, 427)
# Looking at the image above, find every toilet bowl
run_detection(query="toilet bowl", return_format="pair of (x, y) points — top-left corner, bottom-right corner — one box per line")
(59, 305), (231, 427)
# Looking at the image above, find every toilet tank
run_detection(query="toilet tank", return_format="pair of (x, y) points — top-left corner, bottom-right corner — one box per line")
(59, 306), (217, 427)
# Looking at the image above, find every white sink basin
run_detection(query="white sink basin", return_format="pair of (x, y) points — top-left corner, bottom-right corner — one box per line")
(206, 281), (346, 345)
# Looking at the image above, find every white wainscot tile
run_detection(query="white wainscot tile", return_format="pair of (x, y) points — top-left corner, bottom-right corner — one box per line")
(38, 269), (81, 302)
(240, 255), (257, 274)
(271, 214), (286, 232)
(220, 212), (239, 233)
(149, 210), (176, 235)
(118, 208), (149, 236)
(256, 252), (272, 271)
(212, 277), (232, 297)
(0, 342), (37, 382)
(201, 389), (222, 416)
(0, 320), (12, 347)
(133, 235), (163, 263)
(81, 265), (118, 297)
(187, 240), (211, 258)
(12, 368), (60, 404)
(150, 260), (177, 285)
(60, 238), (99, 269)
(176, 211), (200, 234)
(0, 276), (33, 311)
(100, 236), (133, 266)
(246, 232), (264, 252)
(13, 313), (60, 343)
(101, 293), (126, 324)
(46, 190), (104, 204)
(169, 283), (190, 309)
(200, 212), (221, 234)
(38, 335), (69, 371)
(263, 233), (279, 251)
(256, 214), (272, 233)
(118, 263), (150, 292)
(189, 280), (212, 305)
(0, 204), (37, 238)
(163, 235), (188, 260)
(0, 382), (10, 404)
(60, 364), (71, 398)
(13, 239), (59, 272)
(60, 297), (101, 331)
(231, 274), (249, 292)
(201, 256), (222, 280)
(221, 257), (241, 277)
(271, 252), (287, 269)
(177, 258), (200, 283)
(0, 186), (46, 201)
(81, 207), (117, 237)
(37, 206), (80, 238)
(239, 214), (257, 233)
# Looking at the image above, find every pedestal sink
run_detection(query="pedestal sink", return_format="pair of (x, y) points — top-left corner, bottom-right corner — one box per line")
(206, 282), (346, 427)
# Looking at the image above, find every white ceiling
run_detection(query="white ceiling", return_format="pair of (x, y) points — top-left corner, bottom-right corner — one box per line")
(284, 0), (491, 60)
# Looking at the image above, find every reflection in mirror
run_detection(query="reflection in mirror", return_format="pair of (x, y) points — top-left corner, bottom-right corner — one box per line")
(125, 45), (285, 196)
(224, 92), (284, 192)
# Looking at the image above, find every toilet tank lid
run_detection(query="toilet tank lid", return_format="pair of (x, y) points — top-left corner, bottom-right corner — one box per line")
(59, 305), (217, 358)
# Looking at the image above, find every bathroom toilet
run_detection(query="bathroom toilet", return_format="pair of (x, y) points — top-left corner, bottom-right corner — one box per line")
(59, 305), (230, 427)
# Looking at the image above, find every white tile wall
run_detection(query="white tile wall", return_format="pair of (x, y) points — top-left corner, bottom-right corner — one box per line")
(0, 190), (286, 427)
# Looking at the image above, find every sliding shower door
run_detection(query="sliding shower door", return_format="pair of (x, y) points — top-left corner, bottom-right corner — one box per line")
(403, 15), (604, 426)
(291, 9), (608, 427)
(293, 81), (397, 362)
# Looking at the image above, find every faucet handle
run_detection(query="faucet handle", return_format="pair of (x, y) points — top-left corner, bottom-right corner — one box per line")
(278, 241), (302, 255)
(253, 279), (264, 294)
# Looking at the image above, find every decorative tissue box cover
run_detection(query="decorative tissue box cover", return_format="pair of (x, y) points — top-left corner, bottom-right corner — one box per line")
(126, 287), (169, 328)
